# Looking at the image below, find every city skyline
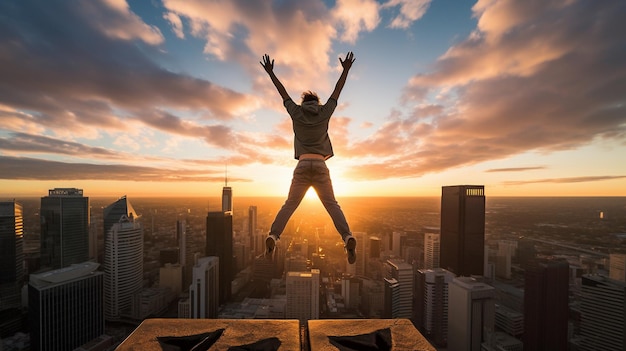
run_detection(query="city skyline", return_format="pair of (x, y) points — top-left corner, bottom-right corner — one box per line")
(1, 1), (625, 198)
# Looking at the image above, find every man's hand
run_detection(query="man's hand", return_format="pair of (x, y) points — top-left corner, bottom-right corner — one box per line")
(260, 54), (274, 74)
(339, 51), (355, 71)
(260, 54), (291, 101)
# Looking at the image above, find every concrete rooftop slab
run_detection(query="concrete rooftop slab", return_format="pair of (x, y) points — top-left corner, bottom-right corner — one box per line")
(115, 318), (300, 350)
(307, 319), (436, 351)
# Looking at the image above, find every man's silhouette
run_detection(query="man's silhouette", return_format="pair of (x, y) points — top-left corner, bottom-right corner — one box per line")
(260, 51), (356, 264)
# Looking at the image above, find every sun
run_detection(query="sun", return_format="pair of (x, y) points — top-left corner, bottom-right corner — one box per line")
(304, 187), (318, 200)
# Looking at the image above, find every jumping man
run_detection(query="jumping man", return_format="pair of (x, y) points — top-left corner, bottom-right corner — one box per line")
(260, 51), (357, 264)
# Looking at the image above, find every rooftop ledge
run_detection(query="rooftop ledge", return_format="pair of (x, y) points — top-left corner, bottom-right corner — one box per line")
(116, 318), (436, 351)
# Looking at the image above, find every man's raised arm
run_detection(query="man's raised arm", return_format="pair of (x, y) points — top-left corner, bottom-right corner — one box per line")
(330, 51), (355, 101)
(260, 54), (291, 101)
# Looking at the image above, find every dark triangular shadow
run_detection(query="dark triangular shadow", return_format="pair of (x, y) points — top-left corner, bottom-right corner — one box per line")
(328, 327), (392, 351)
(157, 328), (225, 351)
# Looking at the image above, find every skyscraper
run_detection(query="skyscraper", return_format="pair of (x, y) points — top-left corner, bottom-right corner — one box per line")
(609, 253), (626, 282)
(222, 172), (233, 213)
(0, 201), (24, 310)
(206, 211), (233, 304)
(578, 274), (626, 350)
(189, 256), (219, 319)
(384, 259), (413, 318)
(369, 236), (381, 259)
(447, 276), (495, 351)
(40, 188), (90, 269)
(440, 185), (485, 276)
(424, 233), (440, 269)
(415, 268), (455, 347)
(248, 205), (258, 254)
(523, 260), (569, 351)
(353, 231), (366, 276)
(0, 201), (24, 337)
(496, 240), (517, 280)
(29, 261), (104, 351)
(103, 197), (143, 321)
(286, 269), (320, 320)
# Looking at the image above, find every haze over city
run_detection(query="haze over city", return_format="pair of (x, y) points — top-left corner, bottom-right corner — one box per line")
(1, 0), (625, 198)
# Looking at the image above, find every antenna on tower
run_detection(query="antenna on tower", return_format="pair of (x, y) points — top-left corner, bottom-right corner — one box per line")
(224, 162), (228, 187)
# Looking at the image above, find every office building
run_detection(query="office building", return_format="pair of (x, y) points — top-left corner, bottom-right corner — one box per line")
(0, 201), (24, 338)
(383, 277), (399, 318)
(494, 304), (523, 338)
(177, 220), (186, 266)
(0, 201), (24, 310)
(578, 274), (626, 351)
(496, 240), (517, 280)
(206, 211), (233, 304)
(415, 268), (455, 347)
(440, 185), (485, 276)
(609, 253), (626, 282)
(286, 269), (320, 320)
(523, 260), (569, 351)
(29, 262), (104, 351)
(384, 259), (413, 318)
(248, 206), (258, 254)
(222, 182), (233, 213)
(424, 233), (440, 270)
(448, 276), (495, 351)
(103, 197), (143, 321)
(40, 188), (90, 269)
(369, 236), (381, 259)
(353, 231), (366, 276)
(189, 256), (219, 319)
(160, 263), (183, 296)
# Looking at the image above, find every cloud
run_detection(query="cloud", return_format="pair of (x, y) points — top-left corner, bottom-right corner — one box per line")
(0, 133), (124, 159)
(347, 0), (626, 180)
(0, 155), (251, 182)
(0, 0), (257, 141)
(333, 0), (380, 43)
(164, 12), (185, 39)
(163, 0), (340, 94)
(486, 166), (547, 173)
(503, 175), (626, 186)
(382, 0), (432, 29)
(87, 0), (165, 45)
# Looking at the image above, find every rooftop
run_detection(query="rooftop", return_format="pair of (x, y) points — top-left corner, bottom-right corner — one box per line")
(116, 318), (436, 351)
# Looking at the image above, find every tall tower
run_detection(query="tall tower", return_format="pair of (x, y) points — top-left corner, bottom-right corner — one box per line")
(29, 262), (104, 351)
(0, 201), (24, 311)
(286, 269), (320, 320)
(424, 233), (440, 269)
(440, 185), (485, 276)
(384, 259), (413, 318)
(189, 256), (219, 319)
(222, 166), (233, 213)
(578, 274), (626, 350)
(206, 211), (233, 304)
(248, 206), (258, 254)
(40, 188), (90, 269)
(0, 201), (25, 338)
(103, 196), (143, 321)
(523, 260), (569, 351)
(415, 268), (456, 347)
(447, 276), (495, 351)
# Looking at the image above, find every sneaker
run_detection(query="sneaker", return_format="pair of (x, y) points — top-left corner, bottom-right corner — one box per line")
(345, 236), (356, 264)
(265, 235), (278, 257)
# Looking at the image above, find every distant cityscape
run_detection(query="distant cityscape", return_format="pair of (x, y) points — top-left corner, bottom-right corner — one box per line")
(1, 187), (625, 350)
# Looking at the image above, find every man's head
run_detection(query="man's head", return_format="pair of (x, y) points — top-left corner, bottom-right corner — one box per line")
(301, 90), (320, 104)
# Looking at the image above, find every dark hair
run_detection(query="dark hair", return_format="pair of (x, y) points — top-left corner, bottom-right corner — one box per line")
(301, 90), (320, 104)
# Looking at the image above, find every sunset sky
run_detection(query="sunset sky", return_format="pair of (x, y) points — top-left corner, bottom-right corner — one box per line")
(1, 0), (625, 198)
